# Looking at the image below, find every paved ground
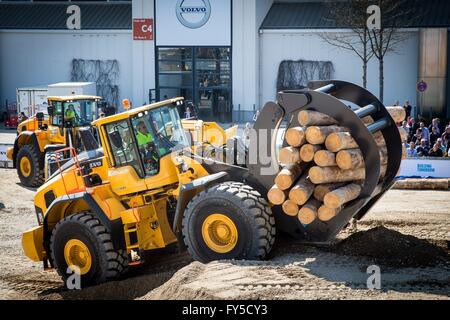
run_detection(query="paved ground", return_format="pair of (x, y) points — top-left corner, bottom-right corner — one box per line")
(0, 168), (448, 300)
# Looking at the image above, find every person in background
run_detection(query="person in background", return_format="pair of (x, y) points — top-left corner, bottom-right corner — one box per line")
(401, 120), (409, 135)
(429, 126), (440, 147)
(407, 118), (419, 142)
(419, 122), (430, 142)
(412, 128), (423, 144)
(441, 126), (450, 154)
(428, 143), (444, 157)
(428, 118), (441, 136)
(99, 112), (106, 119)
(18, 112), (28, 123)
(393, 100), (400, 106)
(184, 106), (193, 119)
(407, 141), (417, 157)
(403, 100), (413, 119)
(416, 138), (430, 157)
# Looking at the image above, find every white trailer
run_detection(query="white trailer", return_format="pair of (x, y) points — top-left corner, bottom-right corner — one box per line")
(47, 82), (96, 97)
(16, 87), (48, 117)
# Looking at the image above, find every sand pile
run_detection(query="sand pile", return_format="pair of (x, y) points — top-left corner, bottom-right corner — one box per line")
(335, 226), (449, 268)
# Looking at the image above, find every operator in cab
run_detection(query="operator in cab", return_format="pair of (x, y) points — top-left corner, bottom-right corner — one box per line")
(64, 104), (78, 124)
(136, 121), (159, 173)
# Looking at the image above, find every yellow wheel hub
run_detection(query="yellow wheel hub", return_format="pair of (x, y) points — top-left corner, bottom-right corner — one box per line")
(64, 239), (92, 275)
(202, 214), (238, 254)
(19, 157), (31, 178)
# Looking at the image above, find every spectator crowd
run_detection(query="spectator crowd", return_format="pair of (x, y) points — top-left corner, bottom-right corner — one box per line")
(397, 101), (450, 158)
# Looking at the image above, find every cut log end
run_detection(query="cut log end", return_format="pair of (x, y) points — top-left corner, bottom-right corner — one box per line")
(282, 200), (299, 217)
(314, 150), (336, 167)
(286, 127), (306, 147)
(318, 206), (342, 222)
(268, 185), (287, 205)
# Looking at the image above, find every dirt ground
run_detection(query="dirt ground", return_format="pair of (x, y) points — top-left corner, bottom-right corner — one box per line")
(0, 168), (448, 300)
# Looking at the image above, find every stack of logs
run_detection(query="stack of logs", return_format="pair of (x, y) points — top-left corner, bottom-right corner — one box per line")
(268, 107), (407, 225)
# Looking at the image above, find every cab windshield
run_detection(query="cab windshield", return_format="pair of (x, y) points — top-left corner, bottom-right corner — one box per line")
(51, 99), (97, 127)
(131, 104), (189, 158)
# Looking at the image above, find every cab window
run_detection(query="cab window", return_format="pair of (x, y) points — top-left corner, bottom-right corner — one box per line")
(51, 101), (63, 126)
(105, 120), (144, 178)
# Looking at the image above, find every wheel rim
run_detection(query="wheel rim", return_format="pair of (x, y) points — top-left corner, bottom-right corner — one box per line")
(202, 214), (238, 254)
(19, 156), (31, 177)
(64, 239), (92, 275)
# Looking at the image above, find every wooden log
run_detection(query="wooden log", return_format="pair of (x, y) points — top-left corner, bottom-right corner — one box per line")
(285, 127), (307, 147)
(282, 200), (300, 217)
(402, 145), (407, 160)
(309, 165), (387, 184)
(313, 183), (347, 201)
(268, 185), (288, 205)
(323, 183), (362, 209)
(300, 144), (323, 162)
(325, 131), (385, 152)
(393, 178), (450, 190)
(305, 126), (346, 145)
(298, 198), (321, 225)
(279, 146), (301, 164)
(298, 110), (337, 126)
(318, 205), (342, 222)
(386, 106), (406, 123)
(289, 176), (315, 205)
(336, 146), (388, 170)
(314, 150), (337, 167)
(275, 165), (303, 190)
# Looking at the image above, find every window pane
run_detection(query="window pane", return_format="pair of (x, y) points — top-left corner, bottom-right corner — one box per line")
(158, 48), (192, 60)
(105, 120), (143, 177)
(196, 48), (230, 60)
(159, 60), (192, 72)
(159, 73), (193, 87)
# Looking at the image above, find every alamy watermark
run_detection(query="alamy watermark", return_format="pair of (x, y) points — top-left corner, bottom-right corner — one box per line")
(367, 265), (381, 290)
(367, 5), (381, 30)
(66, 265), (82, 290)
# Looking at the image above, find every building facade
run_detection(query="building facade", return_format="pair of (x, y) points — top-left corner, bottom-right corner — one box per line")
(1, 0), (449, 120)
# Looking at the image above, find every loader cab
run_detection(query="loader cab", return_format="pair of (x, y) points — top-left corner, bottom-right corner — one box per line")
(101, 99), (192, 193)
(47, 96), (100, 132)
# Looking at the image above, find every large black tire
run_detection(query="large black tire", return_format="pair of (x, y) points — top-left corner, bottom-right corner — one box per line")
(16, 144), (44, 187)
(50, 212), (128, 288)
(182, 182), (275, 263)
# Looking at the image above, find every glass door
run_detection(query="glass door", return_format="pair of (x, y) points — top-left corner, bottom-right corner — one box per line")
(157, 46), (232, 122)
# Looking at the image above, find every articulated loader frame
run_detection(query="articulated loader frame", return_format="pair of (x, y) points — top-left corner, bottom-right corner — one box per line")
(248, 80), (402, 243)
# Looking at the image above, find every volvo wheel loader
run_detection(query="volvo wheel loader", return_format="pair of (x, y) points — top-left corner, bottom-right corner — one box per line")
(22, 81), (403, 287)
(7, 95), (102, 187)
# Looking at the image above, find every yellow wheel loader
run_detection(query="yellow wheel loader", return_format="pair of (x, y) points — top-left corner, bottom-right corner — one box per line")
(7, 95), (101, 187)
(21, 81), (403, 287)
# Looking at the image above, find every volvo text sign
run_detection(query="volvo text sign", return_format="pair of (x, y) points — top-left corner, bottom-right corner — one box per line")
(176, 0), (211, 29)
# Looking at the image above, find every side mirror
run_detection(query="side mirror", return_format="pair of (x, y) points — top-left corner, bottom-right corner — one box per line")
(36, 112), (44, 121)
(109, 131), (123, 149)
(47, 106), (54, 116)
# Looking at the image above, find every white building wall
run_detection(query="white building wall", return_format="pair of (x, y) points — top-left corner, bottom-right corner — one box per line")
(232, 0), (273, 119)
(260, 30), (419, 108)
(132, 0), (155, 107)
(0, 30), (133, 109)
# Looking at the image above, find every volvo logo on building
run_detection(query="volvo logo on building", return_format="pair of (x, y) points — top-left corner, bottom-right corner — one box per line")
(176, 0), (211, 29)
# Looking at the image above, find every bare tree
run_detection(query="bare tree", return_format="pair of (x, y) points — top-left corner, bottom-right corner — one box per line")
(320, 0), (419, 101)
(367, 0), (417, 103)
(319, 1), (374, 88)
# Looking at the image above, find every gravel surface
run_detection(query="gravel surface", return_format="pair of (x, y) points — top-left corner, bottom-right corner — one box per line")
(0, 168), (448, 300)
